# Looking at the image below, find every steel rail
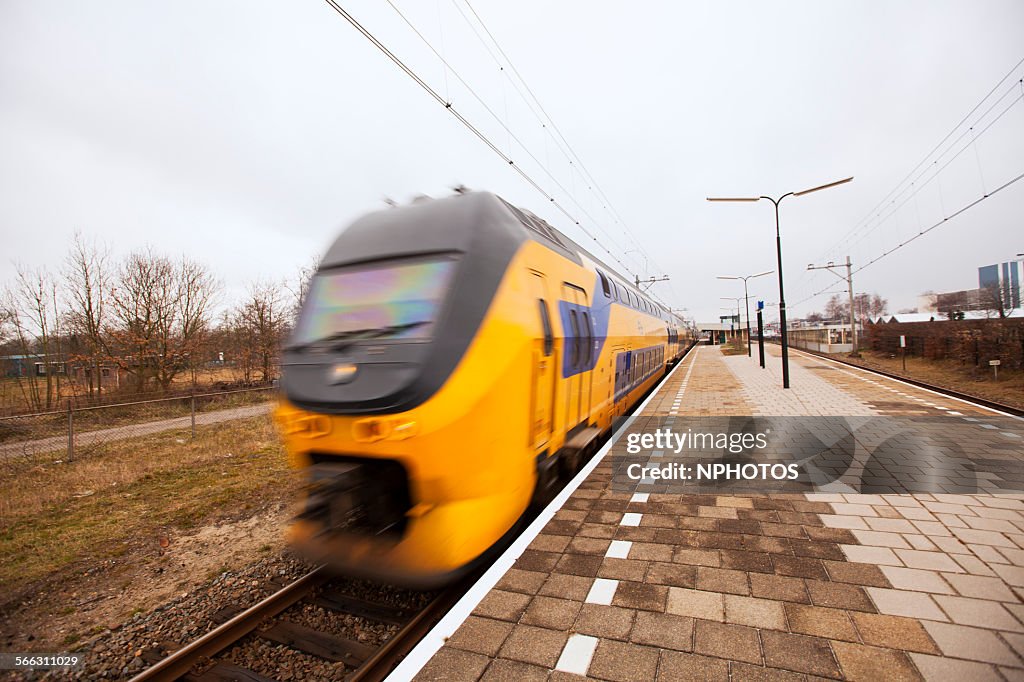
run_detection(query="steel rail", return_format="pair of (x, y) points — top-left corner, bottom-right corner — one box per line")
(348, 582), (466, 682)
(787, 345), (1024, 418)
(127, 566), (329, 682)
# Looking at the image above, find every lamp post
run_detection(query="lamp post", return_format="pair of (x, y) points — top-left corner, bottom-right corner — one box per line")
(707, 176), (853, 388)
(718, 270), (773, 357)
(721, 297), (745, 341)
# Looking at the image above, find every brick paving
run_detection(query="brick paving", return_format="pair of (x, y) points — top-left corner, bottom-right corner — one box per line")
(414, 345), (1024, 681)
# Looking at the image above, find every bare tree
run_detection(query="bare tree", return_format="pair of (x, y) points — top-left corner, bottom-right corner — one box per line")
(824, 295), (847, 321)
(868, 294), (888, 319)
(230, 279), (288, 383)
(804, 311), (825, 324)
(2, 266), (63, 411)
(107, 250), (218, 392)
(63, 233), (109, 399)
(176, 257), (219, 386)
(286, 254), (320, 324)
(0, 304), (12, 347)
(852, 292), (888, 323)
(980, 282), (1011, 319)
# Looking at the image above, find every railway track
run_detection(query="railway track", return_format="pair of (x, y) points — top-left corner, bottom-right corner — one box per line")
(127, 566), (470, 682)
(788, 344), (1024, 417)
(126, 348), (699, 682)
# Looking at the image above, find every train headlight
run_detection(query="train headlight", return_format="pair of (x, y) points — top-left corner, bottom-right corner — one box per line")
(328, 362), (359, 385)
(352, 418), (419, 442)
(353, 418), (392, 442)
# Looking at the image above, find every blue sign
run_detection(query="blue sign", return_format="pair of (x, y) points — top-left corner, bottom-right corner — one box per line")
(757, 300), (764, 310)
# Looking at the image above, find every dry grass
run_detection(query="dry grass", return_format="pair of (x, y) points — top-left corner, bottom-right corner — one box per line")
(0, 414), (301, 600)
(719, 338), (752, 356)
(0, 366), (270, 417)
(838, 351), (1024, 409)
(0, 389), (274, 444)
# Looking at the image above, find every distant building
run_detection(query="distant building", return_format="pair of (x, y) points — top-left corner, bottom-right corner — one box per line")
(979, 261), (1021, 310)
(917, 293), (938, 313)
(935, 288), (987, 314)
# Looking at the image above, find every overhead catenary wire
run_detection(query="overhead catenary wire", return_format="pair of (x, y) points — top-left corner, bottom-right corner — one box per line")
(814, 56), (1024, 263)
(792, 63), (1024, 309)
(322, 0), (646, 286)
(454, 0), (672, 284)
(383, 0), (640, 262)
(791, 58), (1024, 299)
(840, 87), (1023, 253)
(790, 168), (1024, 310)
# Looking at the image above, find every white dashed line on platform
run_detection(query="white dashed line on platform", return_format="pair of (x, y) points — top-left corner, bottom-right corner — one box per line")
(631, 492), (649, 503)
(585, 578), (619, 605)
(605, 540), (632, 559)
(555, 634), (599, 676)
(621, 512), (643, 526)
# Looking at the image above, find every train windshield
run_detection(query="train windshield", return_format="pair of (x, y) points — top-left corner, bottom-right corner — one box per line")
(293, 256), (458, 347)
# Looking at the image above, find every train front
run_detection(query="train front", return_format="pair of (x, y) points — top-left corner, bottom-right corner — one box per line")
(275, 193), (528, 588)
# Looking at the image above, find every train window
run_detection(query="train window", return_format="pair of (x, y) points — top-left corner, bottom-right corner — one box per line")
(613, 282), (622, 302)
(598, 272), (610, 298)
(569, 310), (580, 367)
(295, 255), (458, 345)
(581, 311), (592, 365)
(537, 300), (553, 356)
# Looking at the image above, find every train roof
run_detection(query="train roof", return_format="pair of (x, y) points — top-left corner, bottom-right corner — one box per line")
(320, 191), (681, 325)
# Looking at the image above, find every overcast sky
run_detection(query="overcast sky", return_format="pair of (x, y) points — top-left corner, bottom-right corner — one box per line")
(2, 1), (1023, 325)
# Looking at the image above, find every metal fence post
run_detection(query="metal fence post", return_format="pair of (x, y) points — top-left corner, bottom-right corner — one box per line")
(67, 399), (74, 462)
(190, 391), (196, 439)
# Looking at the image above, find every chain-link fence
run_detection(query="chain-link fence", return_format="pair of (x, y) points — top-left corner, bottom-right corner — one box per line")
(0, 387), (276, 463)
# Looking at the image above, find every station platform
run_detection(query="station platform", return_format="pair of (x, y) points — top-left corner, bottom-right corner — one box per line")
(406, 344), (1024, 682)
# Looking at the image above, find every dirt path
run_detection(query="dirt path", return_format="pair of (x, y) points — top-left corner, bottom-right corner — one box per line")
(0, 403), (274, 461)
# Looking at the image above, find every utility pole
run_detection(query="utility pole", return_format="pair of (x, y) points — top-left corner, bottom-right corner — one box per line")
(807, 256), (858, 356)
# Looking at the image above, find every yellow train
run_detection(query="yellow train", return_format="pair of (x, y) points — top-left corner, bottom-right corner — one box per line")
(275, 191), (689, 586)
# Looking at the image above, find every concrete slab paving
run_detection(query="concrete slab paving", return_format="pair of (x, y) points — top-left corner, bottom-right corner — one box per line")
(412, 344), (1024, 681)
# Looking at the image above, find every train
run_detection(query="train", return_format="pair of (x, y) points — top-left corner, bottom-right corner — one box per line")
(274, 190), (692, 587)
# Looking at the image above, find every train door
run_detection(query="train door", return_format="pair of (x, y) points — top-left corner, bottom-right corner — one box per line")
(561, 283), (591, 430)
(528, 272), (555, 450)
(577, 293), (593, 423)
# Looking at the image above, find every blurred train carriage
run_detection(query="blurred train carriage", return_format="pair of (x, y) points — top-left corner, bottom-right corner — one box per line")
(275, 191), (690, 586)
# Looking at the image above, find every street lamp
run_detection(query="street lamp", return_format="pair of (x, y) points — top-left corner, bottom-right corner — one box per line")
(721, 297), (745, 341)
(718, 270), (773, 357)
(707, 176), (853, 388)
